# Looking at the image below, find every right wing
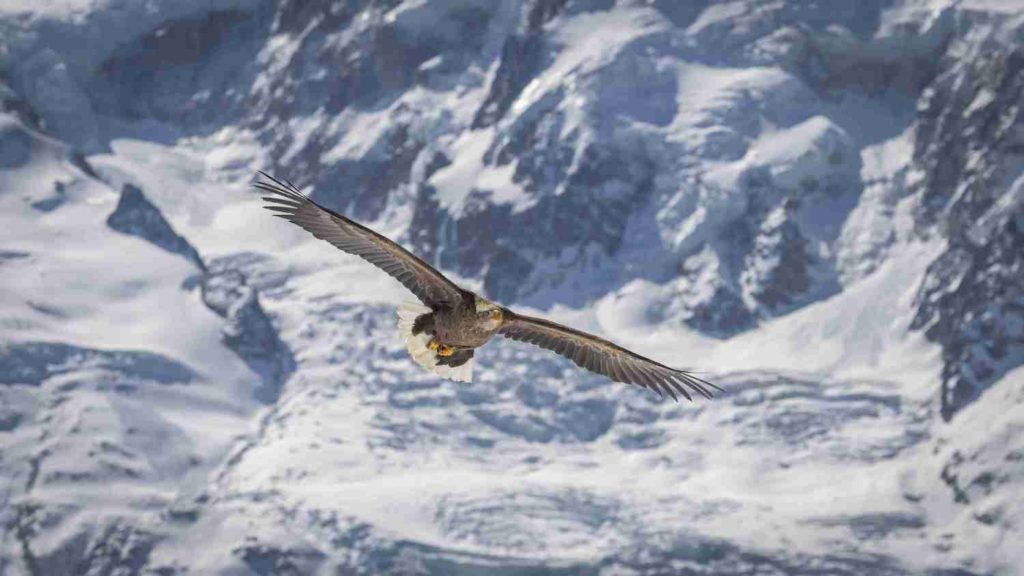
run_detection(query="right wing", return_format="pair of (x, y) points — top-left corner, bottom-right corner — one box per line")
(256, 172), (465, 309)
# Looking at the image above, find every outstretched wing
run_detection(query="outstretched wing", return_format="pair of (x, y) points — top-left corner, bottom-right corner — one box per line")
(256, 172), (465, 309)
(498, 311), (721, 401)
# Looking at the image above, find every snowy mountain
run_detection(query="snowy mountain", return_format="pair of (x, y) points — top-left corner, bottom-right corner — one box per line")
(1, 0), (1023, 574)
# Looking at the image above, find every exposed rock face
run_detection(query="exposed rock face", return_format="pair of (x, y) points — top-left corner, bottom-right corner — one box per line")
(910, 33), (1024, 420)
(243, 0), (499, 220)
(471, 0), (571, 129)
(741, 199), (812, 315)
(200, 257), (295, 404)
(0, 116), (33, 170)
(0, 80), (42, 170)
(0, 341), (198, 388)
(88, 9), (260, 136)
(0, 77), (43, 130)
(107, 183), (205, 269)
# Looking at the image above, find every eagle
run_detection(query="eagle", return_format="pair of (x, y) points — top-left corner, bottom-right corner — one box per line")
(256, 172), (720, 401)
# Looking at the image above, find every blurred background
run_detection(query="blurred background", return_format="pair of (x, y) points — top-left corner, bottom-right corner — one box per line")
(1, 1), (1022, 574)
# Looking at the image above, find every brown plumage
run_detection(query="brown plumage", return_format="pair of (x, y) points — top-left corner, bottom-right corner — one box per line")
(257, 172), (720, 400)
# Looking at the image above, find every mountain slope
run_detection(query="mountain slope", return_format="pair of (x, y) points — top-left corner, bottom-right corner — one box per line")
(1, 1), (1023, 574)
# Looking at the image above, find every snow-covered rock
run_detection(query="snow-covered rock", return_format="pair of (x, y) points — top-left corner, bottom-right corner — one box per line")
(909, 21), (1024, 420)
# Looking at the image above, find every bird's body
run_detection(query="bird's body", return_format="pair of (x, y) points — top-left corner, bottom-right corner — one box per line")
(257, 172), (720, 401)
(432, 294), (504, 349)
(396, 295), (503, 382)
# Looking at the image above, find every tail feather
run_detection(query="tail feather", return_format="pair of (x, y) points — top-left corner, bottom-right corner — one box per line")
(397, 302), (473, 383)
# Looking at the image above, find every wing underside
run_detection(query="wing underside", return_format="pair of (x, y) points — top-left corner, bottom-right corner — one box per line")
(499, 312), (720, 401)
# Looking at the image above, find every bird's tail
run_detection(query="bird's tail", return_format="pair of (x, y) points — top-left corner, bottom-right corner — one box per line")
(397, 302), (473, 383)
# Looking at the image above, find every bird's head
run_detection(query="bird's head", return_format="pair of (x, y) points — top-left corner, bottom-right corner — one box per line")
(475, 297), (504, 329)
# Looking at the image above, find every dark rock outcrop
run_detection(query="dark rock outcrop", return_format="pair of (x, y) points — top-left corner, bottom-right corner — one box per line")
(911, 40), (1024, 419)
(472, 34), (546, 129)
(742, 200), (812, 314)
(0, 114), (34, 170)
(200, 258), (294, 404)
(107, 183), (204, 269)
(0, 341), (197, 387)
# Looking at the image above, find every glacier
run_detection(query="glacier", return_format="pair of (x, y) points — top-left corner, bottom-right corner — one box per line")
(1, 0), (1023, 574)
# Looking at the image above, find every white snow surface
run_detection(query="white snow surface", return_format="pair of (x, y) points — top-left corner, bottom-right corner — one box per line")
(1, 1), (1022, 575)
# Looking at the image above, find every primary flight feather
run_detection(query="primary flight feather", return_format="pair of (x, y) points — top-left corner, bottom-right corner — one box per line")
(256, 172), (720, 401)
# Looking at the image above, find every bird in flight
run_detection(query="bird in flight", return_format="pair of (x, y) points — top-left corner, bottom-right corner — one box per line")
(256, 172), (720, 401)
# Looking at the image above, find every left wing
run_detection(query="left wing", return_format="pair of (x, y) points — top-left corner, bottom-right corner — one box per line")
(498, 310), (720, 401)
